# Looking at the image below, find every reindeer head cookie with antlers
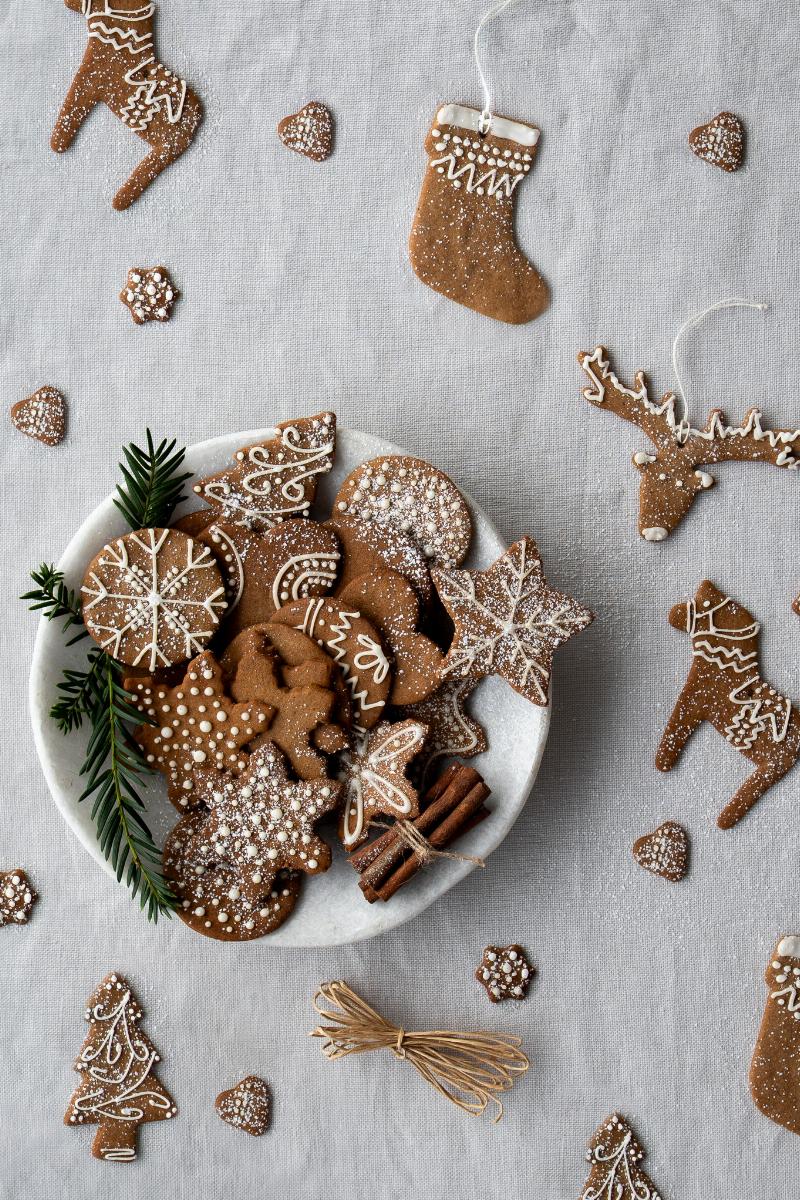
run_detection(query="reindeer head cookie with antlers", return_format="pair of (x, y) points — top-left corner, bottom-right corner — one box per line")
(577, 347), (799, 542)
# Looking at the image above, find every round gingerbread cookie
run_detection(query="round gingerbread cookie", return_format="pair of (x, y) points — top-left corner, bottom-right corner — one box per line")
(164, 811), (302, 941)
(325, 515), (432, 608)
(270, 598), (392, 731)
(171, 510), (215, 538)
(81, 528), (227, 671)
(333, 456), (472, 568)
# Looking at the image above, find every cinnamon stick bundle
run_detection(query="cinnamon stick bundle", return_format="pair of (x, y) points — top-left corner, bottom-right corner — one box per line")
(349, 763), (491, 902)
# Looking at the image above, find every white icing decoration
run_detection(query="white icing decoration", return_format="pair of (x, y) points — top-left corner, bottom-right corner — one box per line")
(270, 551), (340, 611)
(340, 722), (426, 847)
(777, 936), (800, 959)
(724, 678), (791, 747)
(685, 595), (760, 674)
(582, 1122), (656, 1200)
(298, 599), (389, 725)
(436, 104), (540, 147)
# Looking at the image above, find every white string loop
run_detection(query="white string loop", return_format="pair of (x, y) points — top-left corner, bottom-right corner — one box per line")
(672, 297), (768, 422)
(474, 0), (519, 134)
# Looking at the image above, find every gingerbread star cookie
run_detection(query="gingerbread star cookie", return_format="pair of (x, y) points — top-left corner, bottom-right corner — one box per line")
(164, 812), (302, 940)
(124, 651), (270, 809)
(199, 519), (341, 637)
(395, 674), (488, 783)
(216, 1076), (271, 1135)
(632, 821), (689, 882)
(277, 101), (334, 161)
(339, 571), (444, 705)
(333, 456), (472, 568)
(339, 719), (428, 848)
(689, 111), (745, 172)
(271, 597), (392, 731)
(120, 266), (180, 324)
(81, 528), (227, 671)
(432, 537), (594, 706)
(326, 515), (433, 608)
(580, 1113), (663, 1200)
(193, 412), (336, 531)
(11, 386), (66, 446)
(187, 743), (341, 886)
(0, 869), (37, 927)
(476, 945), (533, 1003)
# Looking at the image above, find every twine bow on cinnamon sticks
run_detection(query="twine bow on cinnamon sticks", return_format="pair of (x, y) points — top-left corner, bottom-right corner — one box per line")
(310, 981), (529, 1122)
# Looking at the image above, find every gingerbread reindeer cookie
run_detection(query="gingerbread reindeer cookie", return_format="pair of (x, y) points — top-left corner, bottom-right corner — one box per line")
(51, 0), (203, 211)
(656, 581), (800, 829)
(578, 346), (800, 542)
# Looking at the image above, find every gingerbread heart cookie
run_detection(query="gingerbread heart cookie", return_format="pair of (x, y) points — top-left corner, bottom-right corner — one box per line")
(689, 111), (745, 172)
(193, 412), (336, 531)
(11, 386), (66, 446)
(124, 651), (271, 809)
(271, 597), (392, 731)
(199, 519), (341, 636)
(339, 571), (444, 705)
(164, 811), (302, 941)
(326, 515), (432, 608)
(632, 821), (689, 882)
(82, 528), (227, 671)
(334, 456), (472, 568)
(339, 719), (428, 848)
(216, 1076), (271, 1136)
(278, 101), (334, 161)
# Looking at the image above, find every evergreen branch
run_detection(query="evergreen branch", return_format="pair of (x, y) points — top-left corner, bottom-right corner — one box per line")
(113, 430), (193, 530)
(50, 649), (108, 734)
(21, 564), (88, 646)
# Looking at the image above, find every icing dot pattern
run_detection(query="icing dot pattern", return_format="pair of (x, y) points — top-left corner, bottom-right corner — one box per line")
(476, 944), (533, 1003)
(0, 869), (37, 927)
(119, 265), (180, 324)
(215, 1076), (271, 1136)
(277, 101), (334, 162)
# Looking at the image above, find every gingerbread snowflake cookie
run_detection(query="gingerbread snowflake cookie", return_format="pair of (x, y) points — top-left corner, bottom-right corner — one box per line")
(81, 528), (227, 670)
(632, 821), (688, 882)
(334, 456), (472, 569)
(124, 651), (270, 809)
(120, 266), (180, 324)
(339, 720), (427, 848)
(194, 412), (336, 531)
(278, 101), (334, 161)
(689, 111), (745, 172)
(476, 945), (533, 1003)
(187, 743), (341, 887)
(0, 869), (37, 927)
(580, 1113), (663, 1200)
(433, 537), (594, 706)
(216, 1076), (271, 1135)
(11, 386), (66, 446)
(164, 812), (302, 940)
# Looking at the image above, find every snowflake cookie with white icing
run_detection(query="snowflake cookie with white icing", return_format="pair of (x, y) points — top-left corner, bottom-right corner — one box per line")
(333, 456), (472, 569)
(476, 944), (533, 1003)
(120, 266), (180, 324)
(82, 527), (227, 671)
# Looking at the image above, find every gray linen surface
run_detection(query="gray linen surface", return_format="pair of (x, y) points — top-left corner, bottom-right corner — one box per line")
(1, 0), (799, 1196)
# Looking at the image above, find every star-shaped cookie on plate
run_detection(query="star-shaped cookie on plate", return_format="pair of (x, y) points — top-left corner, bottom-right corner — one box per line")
(431, 537), (594, 706)
(338, 719), (428, 848)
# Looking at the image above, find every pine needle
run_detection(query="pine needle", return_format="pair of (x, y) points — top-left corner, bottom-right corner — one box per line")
(113, 430), (192, 530)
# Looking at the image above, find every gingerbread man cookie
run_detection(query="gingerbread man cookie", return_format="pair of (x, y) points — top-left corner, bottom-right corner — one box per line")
(124, 651), (270, 809)
(11, 386), (67, 446)
(433, 537), (594, 706)
(216, 1076), (271, 1135)
(193, 412), (336, 531)
(339, 719), (428, 848)
(339, 571), (444, 705)
(82, 528), (227, 671)
(120, 266), (179, 324)
(164, 812), (302, 941)
(277, 101), (334, 161)
(0, 869), (37, 927)
(333, 456), (472, 568)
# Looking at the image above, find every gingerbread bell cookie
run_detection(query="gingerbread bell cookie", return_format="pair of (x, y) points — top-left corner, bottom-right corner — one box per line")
(278, 101), (334, 161)
(11, 386), (66, 446)
(433, 536), (594, 706)
(0, 869), (37, 927)
(120, 266), (180, 325)
(81, 528), (227, 670)
(216, 1076), (271, 1136)
(339, 720), (427, 848)
(124, 650), (271, 809)
(333, 456), (472, 569)
(51, 0), (202, 211)
(750, 936), (800, 1136)
(656, 581), (800, 829)
(164, 812), (302, 941)
(689, 111), (745, 172)
(194, 413), (336, 530)
(578, 346), (800, 542)
(476, 945), (533, 1003)
(580, 1113), (663, 1200)
(632, 821), (689, 882)
(409, 104), (550, 324)
(65, 973), (177, 1163)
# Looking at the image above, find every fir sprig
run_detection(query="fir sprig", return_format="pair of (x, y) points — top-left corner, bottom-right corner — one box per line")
(113, 430), (192, 530)
(21, 563), (88, 646)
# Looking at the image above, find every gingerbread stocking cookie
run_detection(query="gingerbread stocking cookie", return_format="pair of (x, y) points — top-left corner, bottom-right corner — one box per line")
(750, 936), (800, 1136)
(409, 104), (549, 325)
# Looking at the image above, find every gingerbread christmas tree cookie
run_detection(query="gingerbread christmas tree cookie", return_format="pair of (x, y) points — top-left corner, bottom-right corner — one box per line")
(11, 386), (66, 446)
(433, 537), (594, 706)
(65, 973), (176, 1162)
(339, 719), (427, 848)
(580, 1113), (663, 1199)
(193, 413), (336, 531)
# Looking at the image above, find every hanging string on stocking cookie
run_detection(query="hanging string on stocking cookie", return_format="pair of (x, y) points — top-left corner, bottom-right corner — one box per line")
(408, 0), (550, 325)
